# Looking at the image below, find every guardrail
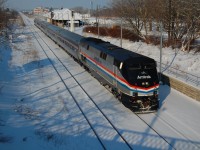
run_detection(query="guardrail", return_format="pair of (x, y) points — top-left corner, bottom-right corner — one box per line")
(157, 62), (200, 88)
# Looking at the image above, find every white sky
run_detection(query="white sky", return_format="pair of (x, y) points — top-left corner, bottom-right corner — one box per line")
(6, 0), (111, 10)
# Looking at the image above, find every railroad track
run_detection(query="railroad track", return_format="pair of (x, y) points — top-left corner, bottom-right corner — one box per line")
(24, 18), (133, 150)
(22, 16), (193, 150)
(140, 112), (200, 149)
(135, 112), (176, 150)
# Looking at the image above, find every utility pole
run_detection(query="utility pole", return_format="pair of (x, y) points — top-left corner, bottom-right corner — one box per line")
(159, 22), (163, 84)
(70, 10), (74, 32)
(90, 0), (93, 17)
(97, 5), (99, 38)
(67, 13), (69, 30)
(120, 18), (122, 47)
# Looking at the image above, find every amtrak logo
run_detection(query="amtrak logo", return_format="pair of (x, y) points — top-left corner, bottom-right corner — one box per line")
(137, 71), (151, 79)
(141, 71), (147, 75)
(137, 75), (151, 79)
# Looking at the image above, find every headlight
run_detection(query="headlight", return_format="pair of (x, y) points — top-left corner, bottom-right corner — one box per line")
(142, 82), (149, 86)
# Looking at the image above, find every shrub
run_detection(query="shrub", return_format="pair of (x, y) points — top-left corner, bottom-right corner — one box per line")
(83, 26), (142, 42)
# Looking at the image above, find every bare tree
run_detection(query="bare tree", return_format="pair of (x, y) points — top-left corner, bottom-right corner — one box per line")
(150, 0), (200, 51)
(111, 0), (200, 51)
(71, 7), (89, 14)
(0, 0), (7, 29)
(178, 0), (200, 51)
(0, 0), (6, 7)
(111, 0), (146, 39)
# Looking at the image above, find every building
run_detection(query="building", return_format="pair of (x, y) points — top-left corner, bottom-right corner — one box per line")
(33, 7), (43, 14)
(43, 8), (90, 27)
(33, 7), (49, 14)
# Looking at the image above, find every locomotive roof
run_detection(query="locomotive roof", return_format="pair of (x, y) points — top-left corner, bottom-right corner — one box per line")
(80, 37), (155, 63)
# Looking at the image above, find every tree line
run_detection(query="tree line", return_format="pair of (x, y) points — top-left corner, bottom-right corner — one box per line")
(0, 0), (7, 30)
(0, 0), (18, 31)
(110, 0), (200, 51)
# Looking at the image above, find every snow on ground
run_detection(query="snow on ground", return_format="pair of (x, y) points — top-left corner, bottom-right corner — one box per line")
(0, 25), (102, 150)
(0, 15), (200, 150)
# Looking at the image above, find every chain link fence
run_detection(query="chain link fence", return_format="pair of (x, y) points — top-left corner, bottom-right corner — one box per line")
(157, 62), (200, 88)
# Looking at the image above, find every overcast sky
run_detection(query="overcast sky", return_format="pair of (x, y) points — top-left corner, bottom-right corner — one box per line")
(6, 0), (111, 10)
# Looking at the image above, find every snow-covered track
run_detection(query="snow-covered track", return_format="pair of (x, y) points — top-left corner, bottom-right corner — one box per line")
(138, 112), (200, 150)
(28, 18), (177, 149)
(20, 16), (200, 150)
(135, 113), (177, 149)
(24, 18), (133, 150)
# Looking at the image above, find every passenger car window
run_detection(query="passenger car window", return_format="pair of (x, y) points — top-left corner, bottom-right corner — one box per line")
(100, 52), (107, 60)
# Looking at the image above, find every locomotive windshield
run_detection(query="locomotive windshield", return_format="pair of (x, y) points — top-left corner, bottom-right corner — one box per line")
(143, 63), (155, 69)
(127, 64), (141, 70)
(122, 60), (158, 86)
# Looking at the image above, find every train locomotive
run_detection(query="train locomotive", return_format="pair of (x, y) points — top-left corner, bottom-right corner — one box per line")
(34, 19), (159, 112)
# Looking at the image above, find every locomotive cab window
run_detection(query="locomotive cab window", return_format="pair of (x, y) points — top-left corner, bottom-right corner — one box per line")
(128, 64), (141, 70)
(87, 45), (90, 50)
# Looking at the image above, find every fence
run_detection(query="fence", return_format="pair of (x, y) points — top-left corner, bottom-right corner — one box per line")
(157, 62), (200, 88)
